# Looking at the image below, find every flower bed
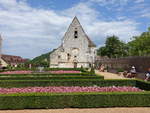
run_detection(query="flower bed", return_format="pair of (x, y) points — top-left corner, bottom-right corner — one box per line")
(0, 86), (143, 94)
(0, 71), (32, 74)
(48, 70), (81, 74)
(0, 70), (81, 74)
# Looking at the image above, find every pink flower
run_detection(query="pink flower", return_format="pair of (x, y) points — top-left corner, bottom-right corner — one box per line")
(49, 70), (81, 74)
(0, 71), (32, 74)
(0, 86), (143, 94)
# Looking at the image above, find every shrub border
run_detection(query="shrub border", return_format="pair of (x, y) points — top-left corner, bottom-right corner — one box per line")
(0, 79), (135, 88)
(0, 91), (150, 109)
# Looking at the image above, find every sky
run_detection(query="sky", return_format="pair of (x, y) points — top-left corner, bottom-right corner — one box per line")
(0, 0), (150, 59)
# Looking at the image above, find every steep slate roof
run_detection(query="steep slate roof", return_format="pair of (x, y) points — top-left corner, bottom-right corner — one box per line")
(1, 54), (28, 64)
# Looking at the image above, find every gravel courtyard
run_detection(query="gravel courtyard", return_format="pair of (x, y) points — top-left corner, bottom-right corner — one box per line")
(0, 108), (150, 113)
(95, 70), (127, 79)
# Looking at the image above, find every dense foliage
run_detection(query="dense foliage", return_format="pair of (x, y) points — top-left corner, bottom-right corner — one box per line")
(128, 28), (150, 56)
(97, 27), (150, 57)
(0, 79), (135, 88)
(97, 35), (128, 58)
(27, 52), (51, 67)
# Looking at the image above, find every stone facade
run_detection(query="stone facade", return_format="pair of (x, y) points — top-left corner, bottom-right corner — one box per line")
(50, 17), (97, 68)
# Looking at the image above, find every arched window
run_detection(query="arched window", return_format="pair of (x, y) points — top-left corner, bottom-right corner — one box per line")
(74, 30), (78, 38)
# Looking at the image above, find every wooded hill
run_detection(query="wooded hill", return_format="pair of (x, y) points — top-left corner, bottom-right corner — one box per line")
(28, 52), (51, 67)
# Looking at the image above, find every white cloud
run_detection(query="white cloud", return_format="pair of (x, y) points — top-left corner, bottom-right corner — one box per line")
(0, 0), (141, 58)
(85, 20), (140, 44)
(0, 0), (71, 58)
(135, 0), (144, 3)
(139, 8), (150, 18)
(89, 0), (129, 6)
(61, 2), (140, 44)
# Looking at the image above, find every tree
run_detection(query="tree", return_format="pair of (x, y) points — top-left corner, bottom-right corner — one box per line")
(27, 52), (51, 67)
(97, 46), (107, 56)
(97, 35), (128, 58)
(128, 27), (150, 56)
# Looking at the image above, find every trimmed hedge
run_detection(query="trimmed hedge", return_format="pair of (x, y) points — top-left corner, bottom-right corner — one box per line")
(0, 92), (150, 109)
(0, 79), (136, 88)
(0, 79), (150, 109)
(0, 76), (104, 80)
(136, 80), (150, 90)
(0, 73), (96, 77)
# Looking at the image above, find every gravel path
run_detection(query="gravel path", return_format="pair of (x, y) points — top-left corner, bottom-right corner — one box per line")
(95, 70), (128, 79)
(0, 108), (150, 113)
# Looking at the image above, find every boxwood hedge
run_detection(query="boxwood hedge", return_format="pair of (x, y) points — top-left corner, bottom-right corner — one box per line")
(136, 80), (150, 90)
(0, 79), (136, 88)
(3, 68), (88, 72)
(0, 92), (150, 109)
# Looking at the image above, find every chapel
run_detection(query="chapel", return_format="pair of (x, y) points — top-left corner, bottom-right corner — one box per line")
(50, 17), (96, 68)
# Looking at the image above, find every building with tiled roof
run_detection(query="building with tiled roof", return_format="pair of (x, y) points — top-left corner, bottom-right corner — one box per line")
(0, 54), (28, 67)
(0, 35), (28, 68)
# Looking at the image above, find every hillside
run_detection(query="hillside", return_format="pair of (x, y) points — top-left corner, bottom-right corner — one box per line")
(28, 52), (52, 67)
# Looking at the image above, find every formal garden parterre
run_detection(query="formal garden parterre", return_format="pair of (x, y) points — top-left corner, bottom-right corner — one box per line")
(0, 68), (150, 109)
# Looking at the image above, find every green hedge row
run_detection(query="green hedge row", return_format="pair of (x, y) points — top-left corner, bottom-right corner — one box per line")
(0, 73), (96, 77)
(0, 76), (104, 80)
(136, 80), (150, 90)
(0, 79), (136, 88)
(0, 92), (150, 109)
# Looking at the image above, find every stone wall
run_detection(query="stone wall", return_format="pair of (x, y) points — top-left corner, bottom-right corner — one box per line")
(95, 56), (150, 73)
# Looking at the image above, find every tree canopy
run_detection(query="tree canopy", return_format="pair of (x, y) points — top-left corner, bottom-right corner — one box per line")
(97, 27), (150, 57)
(128, 28), (150, 56)
(27, 52), (51, 67)
(97, 35), (128, 58)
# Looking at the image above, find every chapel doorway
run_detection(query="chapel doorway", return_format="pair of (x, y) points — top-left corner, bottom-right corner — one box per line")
(74, 62), (77, 68)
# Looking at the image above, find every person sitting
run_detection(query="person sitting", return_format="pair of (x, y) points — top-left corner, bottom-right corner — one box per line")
(127, 66), (137, 78)
(99, 64), (105, 72)
(145, 68), (150, 81)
